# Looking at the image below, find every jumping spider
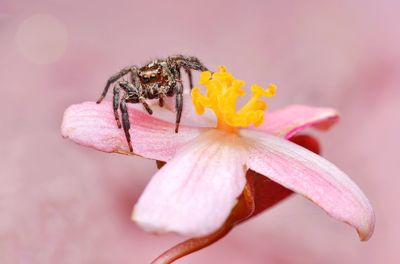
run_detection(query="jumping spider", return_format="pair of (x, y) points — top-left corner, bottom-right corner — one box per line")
(96, 55), (209, 152)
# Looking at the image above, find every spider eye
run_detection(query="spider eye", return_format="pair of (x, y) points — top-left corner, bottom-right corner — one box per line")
(141, 73), (158, 83)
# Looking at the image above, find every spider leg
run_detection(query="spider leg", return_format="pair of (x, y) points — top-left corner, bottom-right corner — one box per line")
(139, 97), (153, 115)
(120, 100), (133, 152)
(168, 55), (208, 72)
(120, 79), (151, 115)
(158, 93), (165, 107)
(113, 83), (122, 128)
(129, 66), (142, 89)
(175, 80), (184, 133)
(97, 66), (136, 104)
(184, 68), (194, 89)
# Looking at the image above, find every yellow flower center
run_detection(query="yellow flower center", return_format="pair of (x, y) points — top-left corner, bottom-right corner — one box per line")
(191, 65), (276, 133)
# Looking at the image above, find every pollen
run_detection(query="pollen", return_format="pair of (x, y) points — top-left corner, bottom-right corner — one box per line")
(191, 66), (276, 131)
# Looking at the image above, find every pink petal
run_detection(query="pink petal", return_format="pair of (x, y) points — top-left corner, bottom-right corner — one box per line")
(241, 129), (375, 241)
(258, 105), (339, 139)
(132, 129), (248, 236)
(150, 135), (322, 264)
(61, 101), (205, 161)
(246, 135), (321, 219)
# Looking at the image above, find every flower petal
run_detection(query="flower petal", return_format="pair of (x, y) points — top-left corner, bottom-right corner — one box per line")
(242, 129), (375, 241)
(132, 129), (248, 236)
(61, 101), (205, 161)
(151, 176), (255, 264)
(257, 105), (339, 138)
(150, 135), (322, 264)
(245, 135), (321, 220)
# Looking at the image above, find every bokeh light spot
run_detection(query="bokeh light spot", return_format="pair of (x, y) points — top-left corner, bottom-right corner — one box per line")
(15, 14), (68, 65)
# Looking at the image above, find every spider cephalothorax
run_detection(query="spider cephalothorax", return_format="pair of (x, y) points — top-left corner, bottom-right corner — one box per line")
(96, 55), (209, 152)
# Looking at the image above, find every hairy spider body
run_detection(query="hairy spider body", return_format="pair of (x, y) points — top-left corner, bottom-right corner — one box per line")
(96, 55), (209, 152)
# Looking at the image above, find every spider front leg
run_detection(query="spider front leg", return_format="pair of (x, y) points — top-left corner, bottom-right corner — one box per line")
(184, 68), (194, 89)
(139, 97), (153, 115)
(168, 55), (209, 72)
(168, 55), (209, 91)
(120, 81), (152, 115)
(120, 99), (133, 152)
(97, 66), (137, 104)
(175, 80), (184, 133)
(113, 83), (122, 128)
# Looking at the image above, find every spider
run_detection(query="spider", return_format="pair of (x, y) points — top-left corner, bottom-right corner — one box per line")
(96, 54), (209, 152)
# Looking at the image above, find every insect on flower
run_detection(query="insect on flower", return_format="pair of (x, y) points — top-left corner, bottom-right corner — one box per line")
(96, 55), (209, 152)
(62, 66), (375, 264)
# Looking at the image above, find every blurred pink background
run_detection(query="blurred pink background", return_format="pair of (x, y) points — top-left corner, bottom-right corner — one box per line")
(1, 0), (399, 263)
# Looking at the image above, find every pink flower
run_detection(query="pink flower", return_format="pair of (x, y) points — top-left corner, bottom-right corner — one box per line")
(61, 66), (374, 263)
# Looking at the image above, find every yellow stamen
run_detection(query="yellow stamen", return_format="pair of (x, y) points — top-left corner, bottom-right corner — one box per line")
(191, 66), (276, 132)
